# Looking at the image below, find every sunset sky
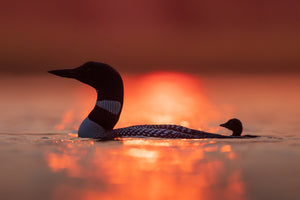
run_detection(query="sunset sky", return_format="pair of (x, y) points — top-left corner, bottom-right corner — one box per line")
(1, 0), (300, 74)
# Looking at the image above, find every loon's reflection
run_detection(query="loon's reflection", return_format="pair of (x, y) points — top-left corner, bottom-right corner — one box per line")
(46, 138), (244, 200)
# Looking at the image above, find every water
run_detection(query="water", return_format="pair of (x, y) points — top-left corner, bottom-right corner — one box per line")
(0, 73), (300, 200)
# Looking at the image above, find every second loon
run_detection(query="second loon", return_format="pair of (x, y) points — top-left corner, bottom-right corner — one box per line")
(49, 62), (253, 139)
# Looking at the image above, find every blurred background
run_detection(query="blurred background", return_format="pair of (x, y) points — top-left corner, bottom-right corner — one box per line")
(1, 0), (299, 74)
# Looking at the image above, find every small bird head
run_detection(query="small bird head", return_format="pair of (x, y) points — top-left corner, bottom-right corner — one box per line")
(220, 118), (243, 136)
(48, 61), (124, 100)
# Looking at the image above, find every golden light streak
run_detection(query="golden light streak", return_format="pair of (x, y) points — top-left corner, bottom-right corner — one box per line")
(126, 148), (159, 161)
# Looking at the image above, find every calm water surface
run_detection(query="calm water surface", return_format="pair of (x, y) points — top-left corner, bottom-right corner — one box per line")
(0, 73), (300, 200)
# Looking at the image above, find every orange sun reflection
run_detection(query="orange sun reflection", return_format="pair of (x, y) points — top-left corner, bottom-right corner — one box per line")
(46, 139), (244, 200)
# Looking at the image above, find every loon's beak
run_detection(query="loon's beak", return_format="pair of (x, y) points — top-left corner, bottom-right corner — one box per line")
(48, 69), (78, 79)
(220, 123), (227, 128)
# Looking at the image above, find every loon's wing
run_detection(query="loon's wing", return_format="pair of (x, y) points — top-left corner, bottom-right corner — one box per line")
(131, 124), (229, 137)
(243, 134), (259, 138)
(112, 125), (230, 139)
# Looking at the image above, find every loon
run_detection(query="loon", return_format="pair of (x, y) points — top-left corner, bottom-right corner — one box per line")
(49, 61), (251, 139)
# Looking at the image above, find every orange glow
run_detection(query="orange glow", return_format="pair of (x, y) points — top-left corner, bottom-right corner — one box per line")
(204, 145), (218, 152)
(54, 110), (74, 130)
(126, 148), (159, 160)
(221, 145), (232, 152)
(220, 145), (236, 160)
(226, 171), (245, 198)
(47, 153), (81, 176)
(46, 138), (245, 200)
(118, 72), (222, 131)
(67, 133), (78, 137)
(227, 151), (237, 160)
(53, 83), (96, 131)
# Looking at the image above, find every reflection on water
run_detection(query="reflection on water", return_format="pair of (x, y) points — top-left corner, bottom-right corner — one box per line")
(45, 137), (244, 200)
(0, 134), (299, 200)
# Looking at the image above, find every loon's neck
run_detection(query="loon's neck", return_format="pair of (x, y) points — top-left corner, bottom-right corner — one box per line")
(90, 89), (123, 128)
(78, 88), (124, 138)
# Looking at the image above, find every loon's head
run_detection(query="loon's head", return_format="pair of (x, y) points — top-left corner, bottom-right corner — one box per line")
(220, 118), (243, 136)
(48, 61), (124, 101)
